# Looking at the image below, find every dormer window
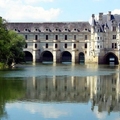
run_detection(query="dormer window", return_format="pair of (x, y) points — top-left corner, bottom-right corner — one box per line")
(35, 28), (38, 31)
(74, 29), (76, 31)
(25, 28), (28, 31)
(65, 28), (67, 31)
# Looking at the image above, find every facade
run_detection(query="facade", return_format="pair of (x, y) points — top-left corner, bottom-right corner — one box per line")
(7, 11), (120, 64)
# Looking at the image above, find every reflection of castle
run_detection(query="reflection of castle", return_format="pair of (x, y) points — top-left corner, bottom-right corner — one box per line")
(25, 76), (90, 102)
(25, 73), (120, 113)
(7, 11), (120, 64)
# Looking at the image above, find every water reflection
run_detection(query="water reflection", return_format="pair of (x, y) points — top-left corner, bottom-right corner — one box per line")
(0, 73), (120, 119)
(25, 74), (120, 113)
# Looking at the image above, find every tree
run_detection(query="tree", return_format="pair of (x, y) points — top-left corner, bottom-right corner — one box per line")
(0, 17), (25, 68)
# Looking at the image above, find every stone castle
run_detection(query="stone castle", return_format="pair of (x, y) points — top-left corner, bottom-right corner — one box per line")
(7, 11), (120, 64)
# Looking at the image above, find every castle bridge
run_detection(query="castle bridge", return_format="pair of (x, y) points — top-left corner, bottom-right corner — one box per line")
(7, 11), (120, 64)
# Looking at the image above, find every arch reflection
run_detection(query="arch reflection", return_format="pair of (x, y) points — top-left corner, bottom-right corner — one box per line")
(25, 73), (120, 114)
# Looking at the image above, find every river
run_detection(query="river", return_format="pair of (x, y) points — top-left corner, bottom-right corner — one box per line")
(0, 63), (120, 120)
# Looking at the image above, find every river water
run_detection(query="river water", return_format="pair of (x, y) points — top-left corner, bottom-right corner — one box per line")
(0, 63), (120, 120)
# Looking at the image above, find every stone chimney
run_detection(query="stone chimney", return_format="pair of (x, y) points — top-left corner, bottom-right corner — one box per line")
(92, 14), (95, 18)
(107, 11), (111, 21)
(99, 13), (103, 21)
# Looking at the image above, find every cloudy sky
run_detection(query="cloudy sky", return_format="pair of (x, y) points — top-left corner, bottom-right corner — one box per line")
(0, 0), (120, 22)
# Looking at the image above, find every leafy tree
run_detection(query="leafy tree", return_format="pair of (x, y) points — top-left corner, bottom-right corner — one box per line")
(0, 17), (25, 68)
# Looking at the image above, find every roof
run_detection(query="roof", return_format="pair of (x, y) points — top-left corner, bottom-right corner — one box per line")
(6, 22), (91, 33)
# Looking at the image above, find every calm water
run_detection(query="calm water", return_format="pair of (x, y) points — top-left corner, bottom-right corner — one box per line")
(0, 63), (120, 120)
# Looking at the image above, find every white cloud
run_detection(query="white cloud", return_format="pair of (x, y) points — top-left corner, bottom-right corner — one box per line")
(6, 102), (69, 118)
(0, 0), (61, 22)
(93, 107), (107, 119)
(112, 9), (120, 14)
(24, 0), (54, 4)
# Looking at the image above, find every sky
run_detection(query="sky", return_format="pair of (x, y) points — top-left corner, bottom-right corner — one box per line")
(0, 0), (120, 22)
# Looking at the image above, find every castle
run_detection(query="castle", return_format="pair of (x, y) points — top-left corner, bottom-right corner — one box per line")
(7, 11), (120, 64)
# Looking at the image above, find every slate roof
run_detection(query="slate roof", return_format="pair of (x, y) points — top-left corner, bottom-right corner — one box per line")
(92, 13), (120, 32)
(6, 22), (91, 33)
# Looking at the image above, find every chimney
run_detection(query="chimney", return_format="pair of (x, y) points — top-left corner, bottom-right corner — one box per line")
(108, 11), (111, 21)
(92, 14), (95, 18)
(99, 13), (103, 21)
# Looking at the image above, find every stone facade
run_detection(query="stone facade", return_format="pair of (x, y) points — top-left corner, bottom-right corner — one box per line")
(7, 11), (120, 64)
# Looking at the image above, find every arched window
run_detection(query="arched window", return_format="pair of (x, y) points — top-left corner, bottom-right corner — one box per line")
(46, 43), (48, 48)
(25, 43), (27, 48)
(65, 43), (67, 48)
(55, 44), (58, 48)
(46, 35), (48, 40)
(35, 35), (38, 40)
(65, 35), (67, 40)
(35, 44), (37, 48)
(55, 35), (58, 40)
(73, 44), (76, 48)
(74, 35), (76, 40)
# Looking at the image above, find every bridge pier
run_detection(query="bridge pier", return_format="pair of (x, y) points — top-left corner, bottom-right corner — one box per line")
(72, 51), (76, 63)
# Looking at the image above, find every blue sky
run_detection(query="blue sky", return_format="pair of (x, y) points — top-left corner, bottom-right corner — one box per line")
(0, 0), (120, 22)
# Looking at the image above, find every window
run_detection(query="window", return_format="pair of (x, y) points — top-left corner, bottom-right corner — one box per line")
(65, 43), (67, 48)
(46, 43), (48, 48)
(115, 43), (117, 48)
(46, 29), (48, 31)
(112, 43), (117, 49)
(98, 37), (99, 40)
(55, 35), (58, 40)
(35, 35), (38, 40)
(35, 44), (37, 48)
(84, 43), (87, 48)
(74, 35), (76, 40)
(25, 43), (27, 48)
(85, 35), (87, 40)
(113, 26), (116, 31)
(113, 35), (116, 39)
(112, 43), (114, 48)
(55, 44), (58, 48)
(65, 35), (67, 40)
(25, 35), (27, 40)
(65, 29), (67, 31)
(73, 44), (76, 48)
(25, 28), (28, 31)
(46, 35), (48, 40)
(97, 45), (99, 49)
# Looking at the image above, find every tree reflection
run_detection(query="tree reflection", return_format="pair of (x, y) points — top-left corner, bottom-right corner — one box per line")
(0, 77), (25, 119)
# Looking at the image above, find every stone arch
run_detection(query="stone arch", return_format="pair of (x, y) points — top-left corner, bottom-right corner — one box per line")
(103, 52), (119, 65)
(24, 51), (33, 62)
(78, 52), (85, 64)
(61, 51), (72, 62)
(40, 51), (53, 62)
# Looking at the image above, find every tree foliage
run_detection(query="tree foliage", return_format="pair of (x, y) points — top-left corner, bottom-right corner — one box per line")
(0, 17), (25, 68)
